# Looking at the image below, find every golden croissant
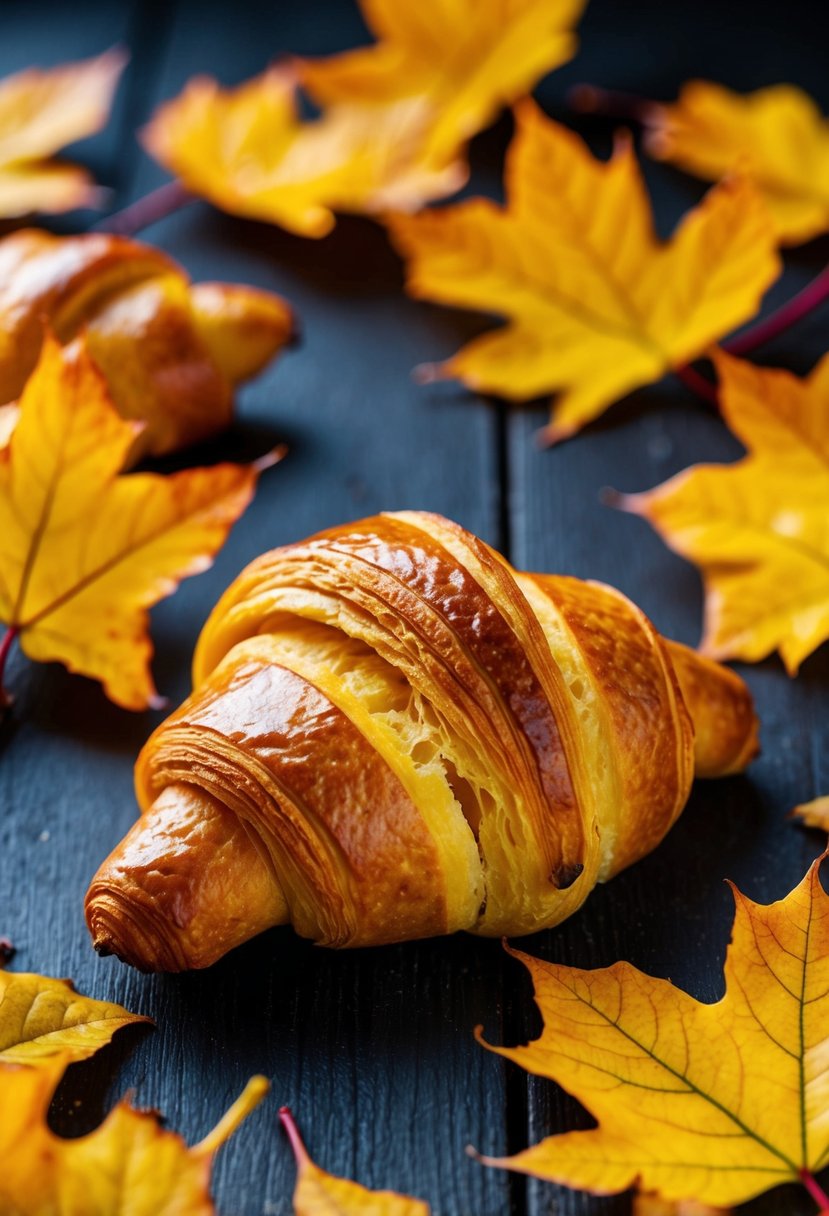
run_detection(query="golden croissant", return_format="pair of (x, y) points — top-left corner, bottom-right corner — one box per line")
(86, 512), (759, 972)
(0, 229), (294, 461)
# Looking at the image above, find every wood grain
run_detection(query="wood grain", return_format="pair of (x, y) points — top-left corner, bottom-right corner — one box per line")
(1, 1), (828, 1214)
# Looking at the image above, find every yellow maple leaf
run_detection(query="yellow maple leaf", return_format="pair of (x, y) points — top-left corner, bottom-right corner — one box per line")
(298, 0), (586, 166)
(143, 0), (585, 237)
(0, 334), (275, 710)
(388, 101), (780, 444)
(646, 81), (829, 246)
(280, 1107), (430, 1215)
(0, 51), (125, 218)
(619, 349), (829, 673)
(0, 970), (149, 1066)
(143, 67), (463, 239)
(0, 1056), (268, 1215)
(792, 796), (829, 833)
(477, 856), (829, 1208)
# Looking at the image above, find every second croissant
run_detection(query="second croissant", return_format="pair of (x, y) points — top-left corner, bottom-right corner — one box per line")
(86, 512), (759, 971)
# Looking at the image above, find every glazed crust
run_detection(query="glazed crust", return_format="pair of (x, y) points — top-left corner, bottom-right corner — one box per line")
(0, 229), (294, 461)
(86, 511), (760, 970)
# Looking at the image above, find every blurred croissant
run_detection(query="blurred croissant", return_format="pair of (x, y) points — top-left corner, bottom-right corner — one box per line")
(0, 229), (294, 461)
(86, 512), (759, 972)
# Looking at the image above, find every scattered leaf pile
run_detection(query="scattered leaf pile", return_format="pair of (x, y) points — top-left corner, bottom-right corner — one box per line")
(0, 968), (268, 1216)
(143, 0), (587, 235)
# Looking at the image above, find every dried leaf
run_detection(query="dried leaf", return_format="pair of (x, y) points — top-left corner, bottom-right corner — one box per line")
(144, 0), (585, 235)
(791, 796), (829, 833)
(619, 349), (829, 672)
(0, 51), (125, 217)
(0, 229), (295, 461)
(478, 857), (829, 1207)
(0, 334), (275, 709)
(280, 1107), (430, 1215)
(0, 970), (149, 1065)
(646, 81), (829, 246)
(0, 1057), (268, 1215)
(389, 101), (779, 443)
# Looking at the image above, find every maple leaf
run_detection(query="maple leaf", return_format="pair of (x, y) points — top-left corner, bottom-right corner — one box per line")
(280, 1107), (430, 1215)
(388, 100), (780, 444)
(143, 67), (463, 239)
(0, 334), (277, 710)
(646, 81), (829, 246)
(792, 796), (829, 833)
(0, 969), (150, 1065)
(0, 1056), (269, 1215)
(618, 349), (829, 673)
(0, 51), (125, 218)
(143, 0), (585, 236)
(476, 856), (829, 1208)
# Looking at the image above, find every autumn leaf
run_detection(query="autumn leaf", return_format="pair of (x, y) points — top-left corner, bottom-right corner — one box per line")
(618, 349), (829, 672)
(646, 81), (829, 246)
(143, 67), (463, 239)
(298, 0), (586, 166)
(791, 796), (829, 833)
(143, 0), (586, 236)
(388, 101), (780, 444)
(0, 1056), (269, 1215)
(0, 970), (149, 1065)
(280, 1107), (430, 1215)
(0, 333), (278, 710)
(476, 856), (829, 1208)
(0, 51), (125, 218)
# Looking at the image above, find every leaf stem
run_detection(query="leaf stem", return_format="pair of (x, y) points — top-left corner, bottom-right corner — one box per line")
(800, 1168), (829, 1211)
(0, 626), (19, 709)
(192, 1075), (270, 1157)
(723, 263), (829, 356)
(567, 83), (658, 125)
(279, 1106), (311, 1168)
(675, 363), (718, 405)
(92, 180), (193, 237)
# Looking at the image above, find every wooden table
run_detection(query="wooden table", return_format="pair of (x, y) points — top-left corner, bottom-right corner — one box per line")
(2, 2), (827, 1213)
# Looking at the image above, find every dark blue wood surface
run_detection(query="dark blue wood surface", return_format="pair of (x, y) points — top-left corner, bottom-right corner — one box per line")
(1, 2), (828, 1213)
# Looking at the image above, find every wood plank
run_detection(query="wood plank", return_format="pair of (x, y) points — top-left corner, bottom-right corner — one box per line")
(1, 2), (512, 1214)
(503, 1), (829, 1213)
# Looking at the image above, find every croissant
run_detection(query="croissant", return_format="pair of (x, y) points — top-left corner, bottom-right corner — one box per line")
(0, 229), (294, 461)
(86, 512), (759, 972)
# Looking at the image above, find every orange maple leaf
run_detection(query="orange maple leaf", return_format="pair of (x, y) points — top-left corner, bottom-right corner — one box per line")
(791, 796), (829, 833)
(646, 81), (829, 246)
(0, 51), (125, 218)
(0, 1056), (268, 1215)
(280, 1107), (430, 1215)
(619, 349), (829, 673)
(477, 856), (829, 1208)
(0, 334), (279, 710)
(388, 101), (780, 444)
(143, 0), (585, 237)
